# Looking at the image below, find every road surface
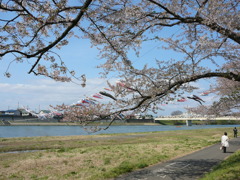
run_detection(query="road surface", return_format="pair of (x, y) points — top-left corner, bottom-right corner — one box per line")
(114, 137), (240, 180)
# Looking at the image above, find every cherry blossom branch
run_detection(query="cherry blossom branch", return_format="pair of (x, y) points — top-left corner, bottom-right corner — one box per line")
(111, 71), (240, 115)
(28, 0), (93, 74)
(147, 0), (240, 44)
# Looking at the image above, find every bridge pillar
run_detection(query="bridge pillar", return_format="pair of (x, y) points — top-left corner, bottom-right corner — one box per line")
(186, 120), (192, 126)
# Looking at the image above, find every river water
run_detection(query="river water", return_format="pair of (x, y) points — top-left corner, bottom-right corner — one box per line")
(1, 124), (240, 138)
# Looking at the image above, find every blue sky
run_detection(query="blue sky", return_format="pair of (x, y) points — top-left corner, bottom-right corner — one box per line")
(0, 31), (217, 116)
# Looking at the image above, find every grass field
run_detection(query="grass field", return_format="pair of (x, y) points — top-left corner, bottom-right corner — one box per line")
(0, 127), (238, 180)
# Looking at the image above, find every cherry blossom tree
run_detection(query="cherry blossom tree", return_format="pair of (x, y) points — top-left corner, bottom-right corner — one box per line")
(1, 0), (240, 127)
(171, 111), (183, 116)
(0, 0), (93, 85)
(187, 61), (240, 117)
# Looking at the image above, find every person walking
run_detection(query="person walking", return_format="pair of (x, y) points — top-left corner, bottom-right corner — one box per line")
(221, 132), (229, 153)
(233, 127), (238, 138)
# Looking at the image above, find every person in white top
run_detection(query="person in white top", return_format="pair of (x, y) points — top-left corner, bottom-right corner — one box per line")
(221, 132), (229, 153)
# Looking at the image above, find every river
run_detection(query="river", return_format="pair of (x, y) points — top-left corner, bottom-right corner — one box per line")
(1, 124), (240, 138)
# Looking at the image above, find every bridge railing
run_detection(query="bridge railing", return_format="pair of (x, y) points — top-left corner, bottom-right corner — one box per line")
(154, 117), (240, 121)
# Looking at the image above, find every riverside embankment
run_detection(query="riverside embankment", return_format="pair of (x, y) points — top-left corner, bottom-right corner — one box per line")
(0, 127), (239, 180)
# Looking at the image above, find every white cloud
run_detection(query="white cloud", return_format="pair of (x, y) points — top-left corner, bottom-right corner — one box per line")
(0, 75), (219, 116)
(0, 78), (109, 111)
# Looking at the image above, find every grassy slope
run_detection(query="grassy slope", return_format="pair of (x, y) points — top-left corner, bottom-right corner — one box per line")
(200, 150), (240, 180)
(0, 127), (239, 180)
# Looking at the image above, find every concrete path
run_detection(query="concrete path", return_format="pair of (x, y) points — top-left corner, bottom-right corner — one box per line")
(114, 137), (240, 180)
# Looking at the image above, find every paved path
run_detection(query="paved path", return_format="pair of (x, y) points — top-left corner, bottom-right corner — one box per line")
(114, 137), (240, 180)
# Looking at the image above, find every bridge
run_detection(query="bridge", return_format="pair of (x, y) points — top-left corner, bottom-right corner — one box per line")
(154, 116), (240, 126)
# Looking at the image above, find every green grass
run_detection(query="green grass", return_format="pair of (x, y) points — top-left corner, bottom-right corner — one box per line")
(200, 150), (240, 180)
